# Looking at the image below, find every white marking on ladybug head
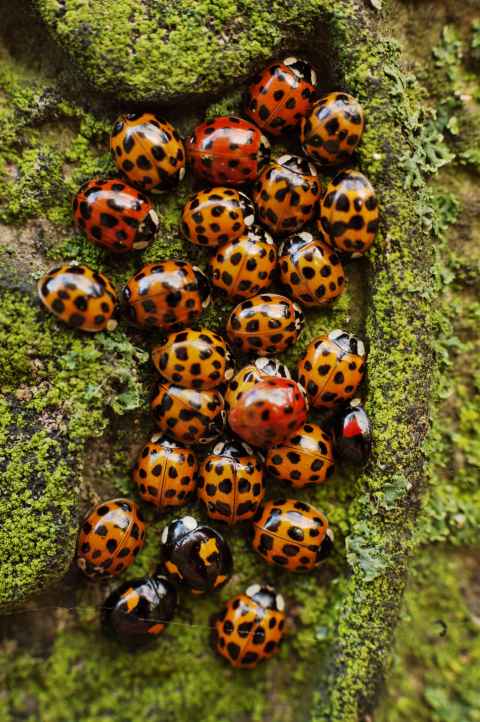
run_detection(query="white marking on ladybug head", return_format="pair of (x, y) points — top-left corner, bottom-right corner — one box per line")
(356, 339), (366, 357)
(310, 68), (318, 85)
(246, 583), (261, 598)
(179, 166), (186, 181)
(308, 162), (318, 176)
(255, 357), (270, 371)
(283, 56), (298, 66)
(213, 442), (224, 455)
(277, 154), (293, 166)
(299, 231), (313, 243)
(276, 594), (285, 611)
(329, 329), (345, 341)
(351, 398), (362, 408)
(132, 240), (150, 250)
(326, 528), (334, 542)
(244, 213), (255, 227)
(151, 432), (162, 443)
(161, 526), (169, 544)
(225, 367), (235, 380)
(182, 516), (198, 531)
(149, 209), (159, 227)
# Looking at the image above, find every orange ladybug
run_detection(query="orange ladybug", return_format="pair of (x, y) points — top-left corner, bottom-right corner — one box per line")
(265, 422), (335, 488)
(301, 92), (365, 165)
(151, 383), (226, 445)
(38, 263), (118, 332)
(181, 187), (255, 247)
(77, 498), (146, 579)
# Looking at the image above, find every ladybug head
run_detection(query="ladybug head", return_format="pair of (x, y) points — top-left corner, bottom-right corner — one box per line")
(279, 231), (314, 258)
(160, 516), (199, 547)
(246, 584), (285, 612)
(193, 266), (212, 309)
(329, 329), (367, 357)
(150, 433), (179, 450)
(282, 56), (317, 86)
(212, 437), (255, 459)
(237, 192), (256, 227)
(254, 356), (291, 379)
(245, 225), (275, 246)
(317, 528), (334, 561)
(277, 154), (317, 178)
(148, 574), (179, 608)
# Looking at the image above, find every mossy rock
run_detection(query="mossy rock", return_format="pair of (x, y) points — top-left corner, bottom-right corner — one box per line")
(2, 0), (478, 721)
(32, 0), (337, 103)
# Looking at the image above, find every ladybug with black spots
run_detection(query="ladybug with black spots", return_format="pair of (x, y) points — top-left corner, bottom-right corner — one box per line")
(73, 178), (159, 254)
(254, 155), (320, 236)
(151, 328), (233, 391)
(251, 498), (333, 571)
(278, 231), (346, 307)
(38, 263), (118, 333)
(110, 113), (185, 192)
(228, 377), (308, 448)
(244, 56), (317, 136)
(333, 398), (372, 465)
(301, 92), (365, 165)
(209, 226), (277, 301)
(181, 187), (255, 247)
(212, 584), (286, 668)
(297, 329), (367, 409)
(132, 435), (198, 511)
(226, 293), (304, 355)
(122, 260), (211, 330)
(77, 499), (146, 579)
(225, 356), (291, 410)
(102, 574), (177, 647)
(151, 383), (226, 445)
(318, 170), (379, 255)
(266, 422), (335, 488)
(186, 116), (270, 186)
(161, 516), (233, 594)
(198, 439), (265, 525)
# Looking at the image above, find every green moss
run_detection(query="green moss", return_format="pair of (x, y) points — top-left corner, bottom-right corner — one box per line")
(33, 0), (344, 102)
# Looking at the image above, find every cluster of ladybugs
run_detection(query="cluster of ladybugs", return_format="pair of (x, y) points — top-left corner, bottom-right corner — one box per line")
(37, 57), (375, 669)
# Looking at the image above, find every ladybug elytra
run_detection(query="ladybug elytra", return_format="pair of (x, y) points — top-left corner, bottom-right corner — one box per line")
(151, 383), (226, 445)
(73, 178), (159, 254)
(186, 116), (270, 186)
(212, 584), (286, 668)
(110, 113), (185, 192)
(244, 56), (317, 136)
(101, 575), (177, 646)
(38, 263), (118, 333)
(181, 187), (255, 247)
(132, 435), (198, 510)
(198, 439), (265, 525)
(224, 356), (291, 411)
(301, 92), (365, 165)
(297, 329), (367, 408)
(251, 498), (333, 571)
(161, 516), (233, 594)
(77, 498), (145, 579)
(266, 422), (335, 488)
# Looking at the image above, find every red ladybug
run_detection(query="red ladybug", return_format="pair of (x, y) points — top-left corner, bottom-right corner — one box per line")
(186, 116), (270, 186)
(244, 57), (317, 136)
(73, 178), (159, 253)
(228, 377), (308, 448)
(333, 399), (372, 465)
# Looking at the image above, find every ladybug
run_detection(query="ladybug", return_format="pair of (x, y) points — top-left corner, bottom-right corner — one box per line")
(224, 356), (291, 410)
(197, 439), (265, 525)
(253, 155), (320, 236)
(151, 383), (226, 445)
(110, 113), (185, 193)
(251, 498), (333, 571)
(266, 422), (335, 488)
(181, 187), (255, 247)
(212, 584), (286, 668)
(278, 231), (346, 307)
(122, 260), (210, 331)
(132, 434), (198, 511)
(244, 56), (317, 136)
(38, 263), (118, 333)
(209, 226), (277, 301)
(160, 516), (233, 594)
(228, 377), (308, 448)
(77, 498), (146, 579)
(226, 293), (304, 355)
(73, 178), (159, 254)
(318, 170), (379, 255)
(297, 329), (367, 409)
(333, 399), (372, 465)
(186, 116), (270, 186)
(101, 574), (177, 646)
(151, 328), (234, 391)
(300, 92), (365, 165)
